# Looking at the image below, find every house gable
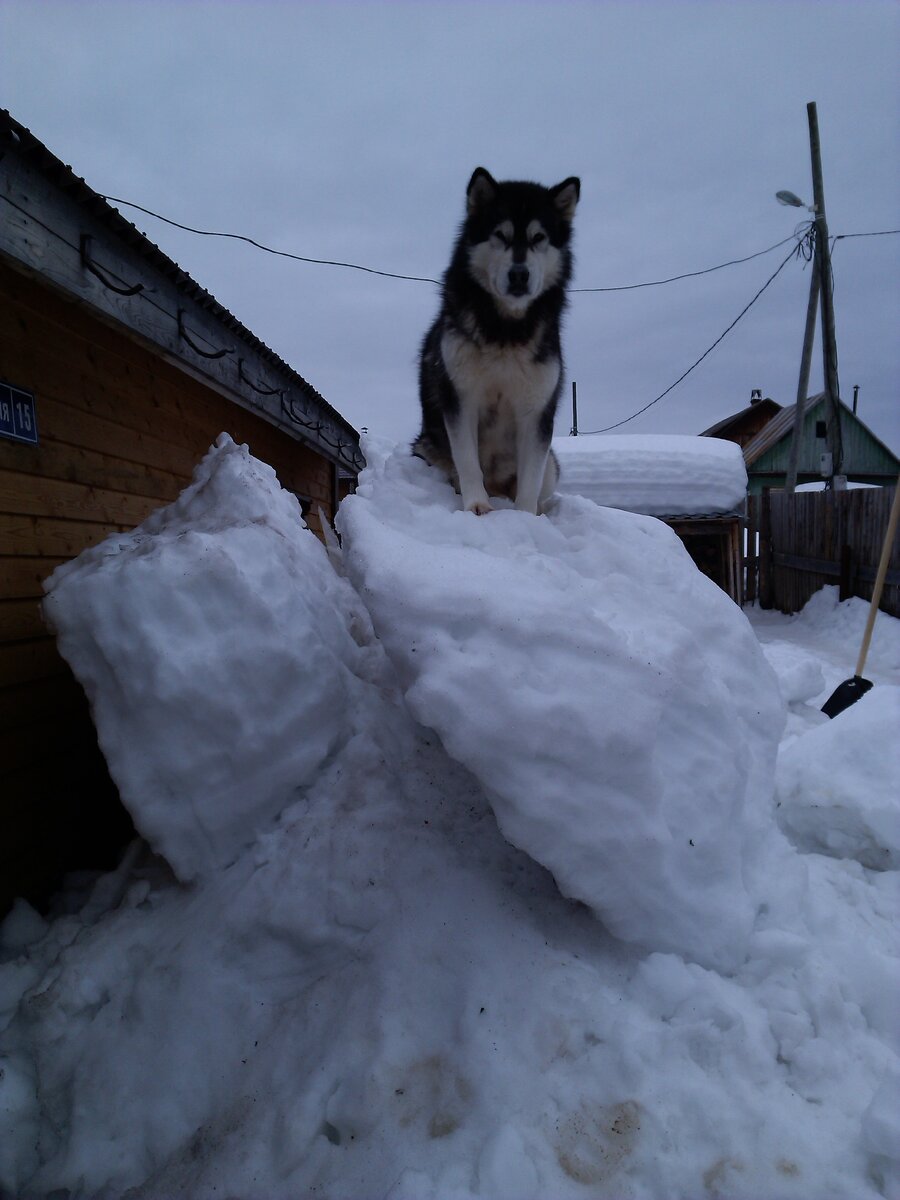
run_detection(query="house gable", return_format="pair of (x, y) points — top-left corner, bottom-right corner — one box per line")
(701, 397), (782, 448)
(744, 395), (899, 492)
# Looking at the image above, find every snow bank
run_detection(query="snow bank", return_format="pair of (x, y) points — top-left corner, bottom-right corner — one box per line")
(776, 685), (900, 870)
(1, 437), (897, 1200)
(794, 586), (900, 677)
(42, 434), (379, 881)
(337, 441), (784, 970)
(552, 433), (747, 516)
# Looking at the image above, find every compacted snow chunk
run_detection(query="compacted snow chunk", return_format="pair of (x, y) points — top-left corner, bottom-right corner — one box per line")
(776, 685), (900, 870)
(337, 441), (785, 970)
(43, 434), (376, 881)
(552, 432), (747, 516)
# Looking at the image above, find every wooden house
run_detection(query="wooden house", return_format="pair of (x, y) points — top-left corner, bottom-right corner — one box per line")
(0, 111), (363, 914)
(700, 389), (782, 450)
(703, 392), (899, 495)
(704, 393), (899, 613)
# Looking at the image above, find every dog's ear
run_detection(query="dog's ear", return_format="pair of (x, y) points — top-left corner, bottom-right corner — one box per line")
(467, 168), (498, 214)
(550, 177), (580, 221)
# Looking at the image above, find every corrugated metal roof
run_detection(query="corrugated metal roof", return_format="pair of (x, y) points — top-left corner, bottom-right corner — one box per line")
(0, 109), (362, 469)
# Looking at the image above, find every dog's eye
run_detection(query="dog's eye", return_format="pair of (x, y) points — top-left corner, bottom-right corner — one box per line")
(530, 232), (547, 248)
(492, 229), (511, 248)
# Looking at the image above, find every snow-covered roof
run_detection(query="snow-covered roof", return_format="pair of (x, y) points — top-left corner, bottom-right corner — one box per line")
(553, 433), (747, 517)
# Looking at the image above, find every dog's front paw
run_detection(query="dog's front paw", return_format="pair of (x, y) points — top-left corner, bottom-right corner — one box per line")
(466, 500), (494, 516)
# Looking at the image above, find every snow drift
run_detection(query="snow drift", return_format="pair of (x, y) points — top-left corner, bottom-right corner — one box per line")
(337, 440), (784, 970)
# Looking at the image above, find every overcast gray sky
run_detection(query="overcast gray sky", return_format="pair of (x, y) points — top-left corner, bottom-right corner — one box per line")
(3, 1), (898, 453)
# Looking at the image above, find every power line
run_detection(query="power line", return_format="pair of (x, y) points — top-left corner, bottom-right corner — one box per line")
(570, 230), (807, 292)
(578, 231), (813, 435)
(102, 195), (442, 285)
(104, 193), (894, 292)
(93, 192), (893, 441)
(834, 229), (900, 240)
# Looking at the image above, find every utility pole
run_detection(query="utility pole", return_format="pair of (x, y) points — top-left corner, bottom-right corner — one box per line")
(570, 380), (578, 436)
(807, 101), (843, 481)
(785, 251), (820, 493)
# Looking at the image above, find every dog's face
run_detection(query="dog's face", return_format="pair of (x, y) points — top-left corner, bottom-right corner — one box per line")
(464, 168), (580, 317)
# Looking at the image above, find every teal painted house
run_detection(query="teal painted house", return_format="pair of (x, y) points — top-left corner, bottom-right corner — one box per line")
(704, 393), (899, 496)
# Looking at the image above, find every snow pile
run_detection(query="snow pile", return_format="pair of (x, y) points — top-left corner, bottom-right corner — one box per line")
(797, 585), (900, 675)
(1, 436), (898, 1200)
(552, 432), (747, 516)
(749, 584), (900, 748)
(337, 442), (783, 971)
(42, 434), (379, 881)
(762, 641), (827, 705)
(776, 686), (900, 870)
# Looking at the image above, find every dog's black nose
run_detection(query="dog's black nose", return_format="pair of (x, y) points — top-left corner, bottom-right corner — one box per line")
(508, 264), (529, 295)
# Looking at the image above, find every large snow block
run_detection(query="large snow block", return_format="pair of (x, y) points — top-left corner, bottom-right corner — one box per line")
(553, 433), (747, 516)
(43, 435), (373, 881)
(337, 441), (785, 970)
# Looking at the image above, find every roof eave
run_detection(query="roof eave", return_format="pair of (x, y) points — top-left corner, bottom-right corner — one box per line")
(0, 109), (363, 472)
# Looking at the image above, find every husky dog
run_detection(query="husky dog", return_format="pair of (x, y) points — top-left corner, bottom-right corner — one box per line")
(413, 167), (580, 515)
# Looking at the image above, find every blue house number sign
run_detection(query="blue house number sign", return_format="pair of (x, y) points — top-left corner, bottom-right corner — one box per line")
(0, 381), (38, 446)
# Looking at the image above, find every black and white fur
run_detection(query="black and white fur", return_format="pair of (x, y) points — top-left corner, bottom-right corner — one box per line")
(413, 167), (580, 515)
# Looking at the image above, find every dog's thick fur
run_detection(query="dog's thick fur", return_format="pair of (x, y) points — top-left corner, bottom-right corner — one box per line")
(413, 167), (580, 515)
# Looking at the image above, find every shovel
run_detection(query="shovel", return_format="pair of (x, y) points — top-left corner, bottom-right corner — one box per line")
(822, 476), (900, 718)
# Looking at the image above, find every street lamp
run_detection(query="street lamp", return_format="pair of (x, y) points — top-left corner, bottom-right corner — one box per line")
(775, 189), (817, 213)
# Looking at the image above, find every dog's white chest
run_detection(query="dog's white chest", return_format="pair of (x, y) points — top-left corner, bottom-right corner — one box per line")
(439, 328), (560, 500)
(441, 329), (560, 417)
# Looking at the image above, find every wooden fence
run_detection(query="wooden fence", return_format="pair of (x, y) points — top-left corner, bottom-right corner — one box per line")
(745, 485), (899, 616)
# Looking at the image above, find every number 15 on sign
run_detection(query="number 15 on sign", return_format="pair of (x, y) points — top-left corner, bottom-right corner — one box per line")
(0, 382), (39, 446)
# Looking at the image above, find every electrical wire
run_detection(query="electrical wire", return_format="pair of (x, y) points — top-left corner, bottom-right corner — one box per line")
(570, 230), (807, 292)
(95, 192), (894, 445)
(102, 194), (897, 293)
(101, 195), (442, 285)
(834, 229), (900, 240)
(577, 230), (814, 435)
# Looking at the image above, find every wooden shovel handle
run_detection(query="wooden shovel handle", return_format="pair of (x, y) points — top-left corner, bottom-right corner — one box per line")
(856, 477), (900, 677)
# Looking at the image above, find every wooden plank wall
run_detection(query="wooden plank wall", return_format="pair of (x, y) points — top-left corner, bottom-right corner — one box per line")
(745, 486), (899, 617)
(0, 256), (340, 913)
(665, 517), (743, 605)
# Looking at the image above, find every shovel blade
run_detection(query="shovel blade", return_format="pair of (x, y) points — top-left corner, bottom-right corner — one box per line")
(821, 675), (873, 719)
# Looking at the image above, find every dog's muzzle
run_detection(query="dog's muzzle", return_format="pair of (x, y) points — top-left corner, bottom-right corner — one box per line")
(507, 264), (530, 297)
